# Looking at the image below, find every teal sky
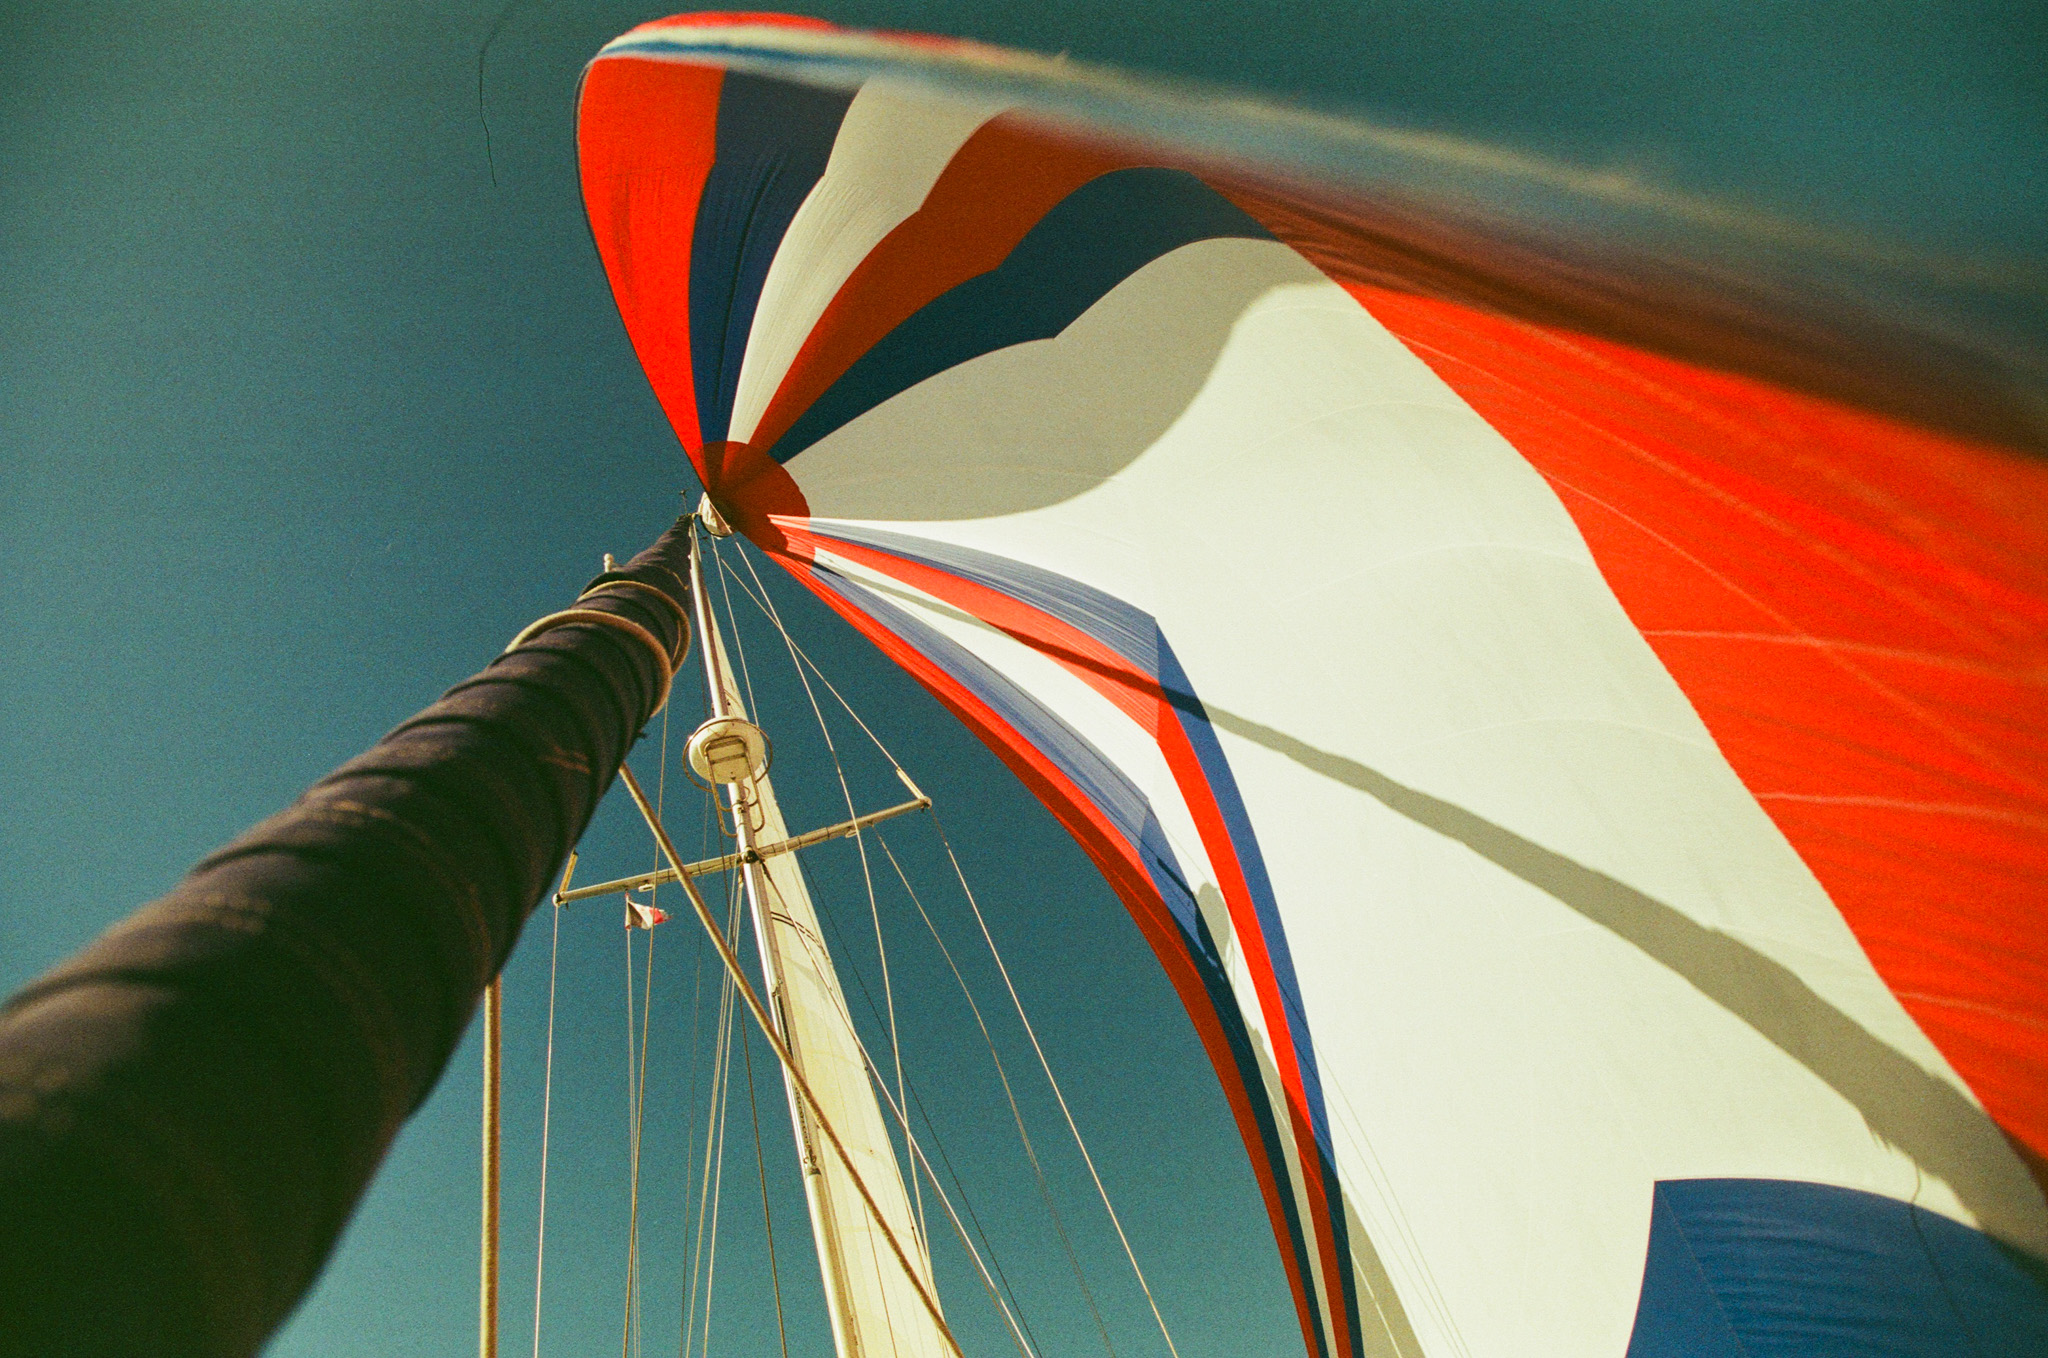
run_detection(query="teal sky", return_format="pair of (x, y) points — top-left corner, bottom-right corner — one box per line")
(3, 3), (2041, 1356)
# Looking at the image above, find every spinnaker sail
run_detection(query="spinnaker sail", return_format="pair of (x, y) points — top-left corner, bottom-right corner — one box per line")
(577, 16), (2048, 1358)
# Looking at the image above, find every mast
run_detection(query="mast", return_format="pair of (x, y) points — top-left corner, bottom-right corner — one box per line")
(685, 510), (949, 1358)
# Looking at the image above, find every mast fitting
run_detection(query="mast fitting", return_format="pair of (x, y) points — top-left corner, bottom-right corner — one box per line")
(697, 492), (734, 538)
(506, 608), (677, 713)
(687, 715), (771, 785)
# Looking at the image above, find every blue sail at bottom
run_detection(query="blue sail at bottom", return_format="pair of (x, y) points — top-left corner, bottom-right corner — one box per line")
(1627, 1178), (2048, 1357)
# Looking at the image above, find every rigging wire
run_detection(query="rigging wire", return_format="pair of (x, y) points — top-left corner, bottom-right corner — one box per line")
(719, 546), (1182, 1358)
(716, 541), (923, 1249)
(698, 562), (922, 1357)
(680, 888), (721, 1358)
(674, 784), (716, 1352)
(642, 687), (678, 1358)
(711, 538), (762, 721)
(530, 864), (566, 1358)
(681, 871), (744, 1358)
(622, 925), (657, 1358)
(697, 884), (744, 1358)
(717, 550), (906, 771)
(796, 858), (1047, 1358)
(930, 809), (1185, 1358)
(719, 548), (1092, 1354)
(753, 862), (1041, 1358)
(908, 1072), (1047, 1358)
(674, 797), (714, 1358)
(617, 763), (968, 1358)
(873, 832), (1117, 1358)
(739, 1015), (792, 1358)
(621, 928), (637, 1352)
(625, 707), (672, 1358)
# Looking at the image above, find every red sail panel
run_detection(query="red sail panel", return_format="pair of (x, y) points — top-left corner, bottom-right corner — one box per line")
(1352, 279), (2048, 1178)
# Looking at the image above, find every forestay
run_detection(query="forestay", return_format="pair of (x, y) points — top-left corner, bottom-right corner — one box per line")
(577, 16), (2048, 1358)
(694, 537), (948, 1358)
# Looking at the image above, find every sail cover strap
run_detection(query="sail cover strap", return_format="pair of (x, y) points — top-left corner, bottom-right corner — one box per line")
(0, 513), (695, 1357)
(508, 607), (676, 711)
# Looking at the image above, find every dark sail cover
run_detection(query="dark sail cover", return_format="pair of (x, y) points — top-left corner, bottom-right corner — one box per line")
(0, 514), (693, 1357)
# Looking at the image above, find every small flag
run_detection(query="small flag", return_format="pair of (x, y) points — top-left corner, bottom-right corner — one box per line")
(624, 894), (670, 930)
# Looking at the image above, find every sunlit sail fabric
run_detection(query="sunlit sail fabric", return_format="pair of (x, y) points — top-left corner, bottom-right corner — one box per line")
(577, 16), (2048, 1358)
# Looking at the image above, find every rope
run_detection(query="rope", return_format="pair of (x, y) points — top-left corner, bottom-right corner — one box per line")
(707, 544), (1142, 1358)
(698, 891), (743, 1358)
(616, 764), (967, 1358)
(621, 927), (656, 1358)
(873, 834), (1115, 1358)
(719, 550), (907, 775)
(672, 792), (715, 1355)
(866, 834), (1047, 1352)
(675, 810), (716, 1358)
(740, 1019), (791, 1358)
(620, 932), (635, 1356)
(506, 608), (675, 714)
(625, 706), (672, 1358)
(909, 1077), (1046, 1358)
(583, 577), (693, 642)
(782, 861), (1043, 1358)
(930, 810), (1184, 1358)
(718, 544), (924, 1252)
(720, 540), (923, 1351)
(481, 977), (502, 1358)
(717, 548), (1090, 1358)
(530, 856), (569, 1358)
(681, 875), (743, 1358)
(709, 539), (761, 721)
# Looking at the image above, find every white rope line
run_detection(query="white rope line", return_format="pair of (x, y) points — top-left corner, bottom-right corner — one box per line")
(739, 1013), (793, 1358)
(709, 540), (1172, 1358)
(674, 881), (706, 1356)
(717, 544), (925, 1252)
(696, 923), (738, 1358)
(530, 857), (568, 1358)
(636, 936), (656, 1358)
(871, 833), (1114, 1357)
(907, 1072), (1047, 1358)
(674, 785), (716, 1354)
(616, 764), (967, 1358)
(682, 877), (743, 1358)
(717, 553), (907, 775)
(621, 926), (656, 1358)
(719, 545), (1133, 1358)
(680, 902), (718, 1358)
(710, 539), (762, 721)
(624, 708), (672, 1358)
(620, 928), (636, 1352)
(930, 810), (1184, 1358)
(724, 576), (924, 1358)
(752, 864), (1041, 1358)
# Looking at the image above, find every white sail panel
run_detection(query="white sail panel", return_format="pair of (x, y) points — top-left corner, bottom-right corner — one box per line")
(580, 23), (2048, 1358)
(730, 82), (1003, 446)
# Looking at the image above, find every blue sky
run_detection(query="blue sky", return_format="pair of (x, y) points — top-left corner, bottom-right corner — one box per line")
(2, 3), (2041, 1355)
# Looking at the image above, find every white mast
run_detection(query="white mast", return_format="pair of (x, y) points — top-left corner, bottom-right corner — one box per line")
(685, 512), (949, 1358)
